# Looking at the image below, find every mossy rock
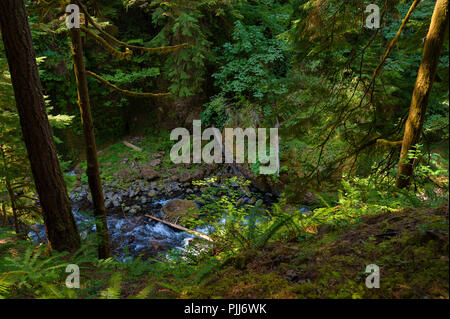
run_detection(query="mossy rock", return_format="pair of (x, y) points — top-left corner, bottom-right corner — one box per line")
(162, 199), (200, 227)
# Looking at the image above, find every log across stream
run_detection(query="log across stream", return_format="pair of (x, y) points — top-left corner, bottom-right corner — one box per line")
(28, 176), (285, 260)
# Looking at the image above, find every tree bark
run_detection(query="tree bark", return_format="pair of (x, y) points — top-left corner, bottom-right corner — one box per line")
(396, 0), (449, 189)
(70, 28), (112, 259)
(1, 202), (7, 227)
(5, 180), (20, 235)
(0, 0), (81, 251)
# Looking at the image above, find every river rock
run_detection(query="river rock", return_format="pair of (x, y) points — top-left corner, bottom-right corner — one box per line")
(179, 171), (192, 183)
(140, 166), (160, 181)
(162, 199), (200, 225)
(191, 168), (206, 180)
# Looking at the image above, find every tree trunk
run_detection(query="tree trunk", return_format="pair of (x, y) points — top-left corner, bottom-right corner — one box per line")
(396, 0), (449, 189)
(70, 28), (112, 259)
(5, 179), (20, 235)
(0, 0), (81, 251)
(1, 202), (7, 227)
(0, 146), (19, 234)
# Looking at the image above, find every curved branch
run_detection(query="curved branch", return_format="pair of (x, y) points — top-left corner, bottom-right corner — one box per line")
(86, 71), (170, 98)
(81, 26), (132, 60)
(371, 0), (422, 80)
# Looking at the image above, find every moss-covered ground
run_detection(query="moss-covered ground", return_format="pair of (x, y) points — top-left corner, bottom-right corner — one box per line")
(182, 205), (449, 299)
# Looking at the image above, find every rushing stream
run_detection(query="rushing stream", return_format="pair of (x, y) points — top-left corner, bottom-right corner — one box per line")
(29, 199), (207, 260)
(28, 168), (282, 260)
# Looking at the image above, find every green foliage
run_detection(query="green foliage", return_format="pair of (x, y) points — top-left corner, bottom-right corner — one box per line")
(213, 20), (288, 99)
(100, 273), (122, 299)
(276, 0), (449, 189)
(189, 177), (294, 253)
(226, 200), (295, 250)
(1, 246), (69, 291)
(0, 40), (74, 231)
(201, 94), (229, 130)
(298, 152), (448, 232)
(0, 0), (447, 300)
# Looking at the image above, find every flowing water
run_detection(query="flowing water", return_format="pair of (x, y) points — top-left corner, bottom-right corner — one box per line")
(28, 171), (282, 260)
(29, 198), (206, 260)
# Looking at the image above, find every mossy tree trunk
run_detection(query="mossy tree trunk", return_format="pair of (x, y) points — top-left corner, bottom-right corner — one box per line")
(396, 0), (449, 189)
(0, 0), (81, 251)
(70, 28), (112, 259)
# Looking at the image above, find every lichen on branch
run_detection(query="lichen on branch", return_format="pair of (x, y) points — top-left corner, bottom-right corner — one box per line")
(87, 71), (170, 98)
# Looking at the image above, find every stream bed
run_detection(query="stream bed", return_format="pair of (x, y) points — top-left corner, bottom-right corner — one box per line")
(28, 170), (280, 260)
(29, 199), (206, 260)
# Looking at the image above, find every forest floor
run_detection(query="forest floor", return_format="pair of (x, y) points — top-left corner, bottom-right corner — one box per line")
(55, 136), (450, 299)
(164, 205), (449, 299)
(1, 204), (448, 299)
(1, 134), (448, 299)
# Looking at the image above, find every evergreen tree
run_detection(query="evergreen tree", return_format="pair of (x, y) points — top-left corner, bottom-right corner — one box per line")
(0, 0), (81, 252)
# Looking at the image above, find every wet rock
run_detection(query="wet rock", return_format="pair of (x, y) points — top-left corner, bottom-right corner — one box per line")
(179, 171), (192, 183)
(192, 168), (206, 180)
(140, 166), (160, 181)
(162, 199), (199, 225)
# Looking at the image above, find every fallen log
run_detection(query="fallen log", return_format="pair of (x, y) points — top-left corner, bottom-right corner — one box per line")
(145, 214), (214, 242)
(123, 141), (142, 152)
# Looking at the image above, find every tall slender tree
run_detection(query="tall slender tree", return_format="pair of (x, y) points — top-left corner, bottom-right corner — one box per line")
(29, 0), (187, 258)
(0, 0), (81, 251)
(396, 0), (449, 189)
(70, 27), (112, 259)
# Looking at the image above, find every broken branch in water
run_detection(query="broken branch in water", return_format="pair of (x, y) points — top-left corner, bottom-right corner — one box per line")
(145, 214), (214, 242)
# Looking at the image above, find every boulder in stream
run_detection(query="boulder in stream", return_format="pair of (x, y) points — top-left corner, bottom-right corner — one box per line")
(162, 199), (200, 226)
